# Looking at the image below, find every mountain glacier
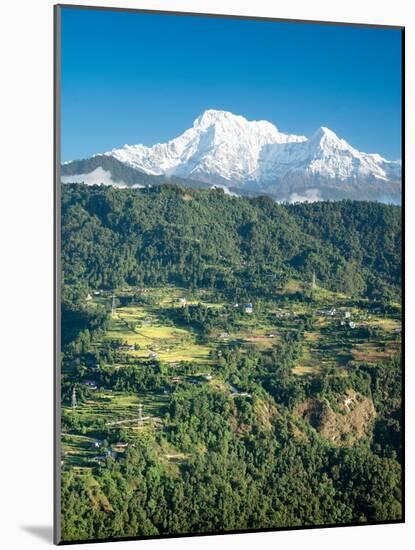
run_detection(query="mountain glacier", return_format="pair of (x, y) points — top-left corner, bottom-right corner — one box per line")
(61, 109), (401, 203)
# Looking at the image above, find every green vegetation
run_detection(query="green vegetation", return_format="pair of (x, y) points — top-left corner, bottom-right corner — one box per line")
(60, 184), (402, 541)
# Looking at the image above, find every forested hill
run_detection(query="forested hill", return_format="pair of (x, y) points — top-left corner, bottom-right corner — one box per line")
(61, 183), (401, 301)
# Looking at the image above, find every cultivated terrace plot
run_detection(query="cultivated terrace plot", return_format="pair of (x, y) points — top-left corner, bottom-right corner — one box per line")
(61, 282), (401, 472)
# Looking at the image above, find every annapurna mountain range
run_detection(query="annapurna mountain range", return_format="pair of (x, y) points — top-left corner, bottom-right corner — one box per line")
(61, 109), (401, 203)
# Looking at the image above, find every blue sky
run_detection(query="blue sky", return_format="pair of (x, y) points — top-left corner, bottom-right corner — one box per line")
(61, 7), (402, 161)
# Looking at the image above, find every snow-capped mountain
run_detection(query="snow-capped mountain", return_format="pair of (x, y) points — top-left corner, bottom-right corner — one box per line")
(61, 109), (401, 203)
(106, 109), (307, 184)
(257, 125), (400, 183)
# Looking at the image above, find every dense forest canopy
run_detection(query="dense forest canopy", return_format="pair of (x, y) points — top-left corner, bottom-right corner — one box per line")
(61, 184), (401, 301)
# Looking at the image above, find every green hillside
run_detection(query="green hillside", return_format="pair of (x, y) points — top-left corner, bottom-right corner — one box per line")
(60, 184), (402, 541)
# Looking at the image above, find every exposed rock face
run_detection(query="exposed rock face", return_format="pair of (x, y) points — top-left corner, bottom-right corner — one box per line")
(295, 390), (376, 445)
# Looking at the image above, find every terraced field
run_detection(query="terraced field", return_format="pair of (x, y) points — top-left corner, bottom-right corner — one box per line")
(62, 281), (401, 470)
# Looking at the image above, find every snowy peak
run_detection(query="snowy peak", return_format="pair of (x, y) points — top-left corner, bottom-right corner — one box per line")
(308, 126), (353, 156)
(106, 109), (309, 183)
(193, 109), (274, 134)
(311, 126), (342, 145)
(193, 109), (246, 129)
(191, 108), (307, 145)
(103, 109), (399, 186)
(191, 109), (291, 144)
(63, 109), (401, 203)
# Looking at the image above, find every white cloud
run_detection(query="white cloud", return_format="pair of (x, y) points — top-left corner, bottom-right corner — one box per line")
(210, 184), (239, 196)
(61, 167), (129, 188)
(289, 188), (322, 203)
